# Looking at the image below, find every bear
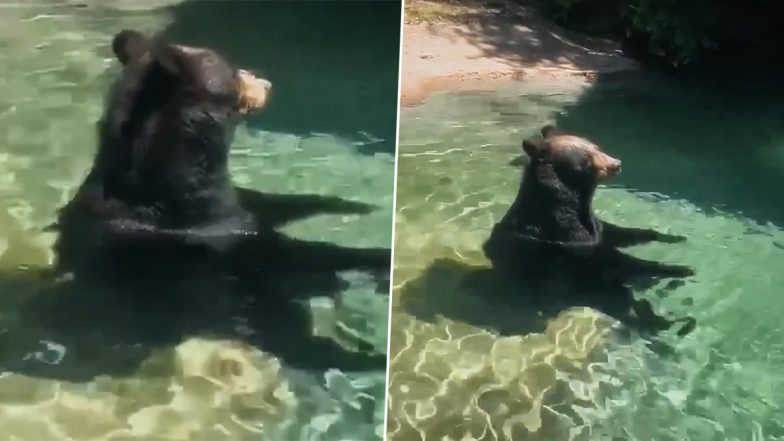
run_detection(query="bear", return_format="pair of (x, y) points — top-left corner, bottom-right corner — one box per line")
(53, 29), (390, 280)
(5, 30), (393, 378)
(483, 125), (695, 336)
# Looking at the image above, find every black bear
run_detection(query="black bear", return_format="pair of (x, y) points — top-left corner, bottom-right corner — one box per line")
(484, 125), (695, 336)
(2, 30), (392, 378)
(53, 29), (390, 280)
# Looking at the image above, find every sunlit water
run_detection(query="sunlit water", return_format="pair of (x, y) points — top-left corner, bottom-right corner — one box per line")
(0, 2), (397, 440)
(388, 75), (784, 441)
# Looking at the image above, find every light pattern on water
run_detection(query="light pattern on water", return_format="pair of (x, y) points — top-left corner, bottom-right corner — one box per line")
(388, 80), (784, 441)
(0, 2), (394, 440)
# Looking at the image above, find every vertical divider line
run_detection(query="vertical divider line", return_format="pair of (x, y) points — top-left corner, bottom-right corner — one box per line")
(382, 0), (406, 438)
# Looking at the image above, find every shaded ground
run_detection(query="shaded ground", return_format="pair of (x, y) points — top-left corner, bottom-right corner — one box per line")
(401, 0), (636, 105)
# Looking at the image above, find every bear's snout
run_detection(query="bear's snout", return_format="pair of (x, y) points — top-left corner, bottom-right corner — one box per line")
(608, 158), (622, 176)
(594, 152), (622, 182)
(237, 69), (272, 113)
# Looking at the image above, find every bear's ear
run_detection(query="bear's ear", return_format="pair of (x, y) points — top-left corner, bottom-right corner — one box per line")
(541, 125), (565, 138)
(112, 30), (149, 65)
(150, 39), (195, 77)
(522, 136), (547, 159)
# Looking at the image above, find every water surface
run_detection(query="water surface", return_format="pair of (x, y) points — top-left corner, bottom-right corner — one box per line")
(0, 2), (398, 440)
(388, 73), (784, 441)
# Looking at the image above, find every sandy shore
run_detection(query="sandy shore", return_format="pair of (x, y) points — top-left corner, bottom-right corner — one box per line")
(400, 1), (637, 106)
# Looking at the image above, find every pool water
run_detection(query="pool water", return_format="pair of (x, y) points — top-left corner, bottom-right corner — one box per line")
(388, 73), (784, 441)
(0, 2), (397, 440)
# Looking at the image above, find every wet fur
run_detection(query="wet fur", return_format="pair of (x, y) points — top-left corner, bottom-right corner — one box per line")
(484, 125), (695, 336)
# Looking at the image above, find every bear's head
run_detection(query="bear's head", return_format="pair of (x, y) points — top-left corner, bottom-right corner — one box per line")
(496, 125), (622, 246)
(521, 125), (621, 190)
(90, 30), (273, 224)
(104, 29), (271, 148)
(111, 29), (270, 113)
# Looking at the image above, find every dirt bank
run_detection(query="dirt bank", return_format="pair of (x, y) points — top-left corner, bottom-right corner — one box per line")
(400, 1), (638, 106)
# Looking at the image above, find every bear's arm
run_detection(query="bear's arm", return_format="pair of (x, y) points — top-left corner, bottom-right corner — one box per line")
(600, 221), (687, 247)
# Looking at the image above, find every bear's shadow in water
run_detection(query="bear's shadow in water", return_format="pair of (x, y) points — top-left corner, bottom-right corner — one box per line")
(401, 222), (695, 340)
(0, 188), (390, 382)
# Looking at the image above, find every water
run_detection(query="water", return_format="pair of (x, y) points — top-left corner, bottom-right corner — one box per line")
(388, 73), (784, 441)
(0, 1), (398, 440)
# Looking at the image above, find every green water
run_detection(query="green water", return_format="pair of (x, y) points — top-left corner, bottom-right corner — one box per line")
(0, 1), (398, 440)
(388, 74), (784, 441)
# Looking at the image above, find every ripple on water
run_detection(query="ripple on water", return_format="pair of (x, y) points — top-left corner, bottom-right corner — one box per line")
(389, 85), (784, 441)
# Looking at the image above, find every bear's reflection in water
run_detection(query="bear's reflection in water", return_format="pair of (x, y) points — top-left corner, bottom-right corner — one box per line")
(402, 126), (695, 343)
(0, 188), (390, 382)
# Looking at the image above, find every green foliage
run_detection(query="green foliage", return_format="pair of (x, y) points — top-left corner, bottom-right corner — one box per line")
(625, 0), (717, 66)
(530, 0), (721, 66)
